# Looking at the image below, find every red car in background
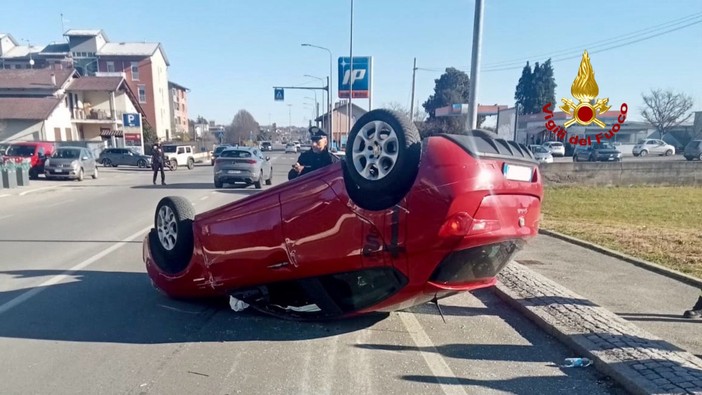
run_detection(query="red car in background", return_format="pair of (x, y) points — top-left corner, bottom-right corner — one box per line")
(143, 109), (543, 321)
(2, 141), (56, 179)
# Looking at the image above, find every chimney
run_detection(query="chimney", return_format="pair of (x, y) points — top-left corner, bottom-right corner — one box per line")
(50, 73), (56, 87)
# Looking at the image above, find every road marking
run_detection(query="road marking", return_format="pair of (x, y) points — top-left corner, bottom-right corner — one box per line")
(200, 196), (209, 201)
(0, 214), (14, 220)
(398, 311), (467, 395)
(19, 186), (58, 196)
(44, 199), (74, 208)
(0, 194), (10, 198)
(0, 225), (152, 316)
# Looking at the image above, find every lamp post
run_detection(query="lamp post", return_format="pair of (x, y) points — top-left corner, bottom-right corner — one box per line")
(304, 74), (325, 128)
(301, 43), (333, 143)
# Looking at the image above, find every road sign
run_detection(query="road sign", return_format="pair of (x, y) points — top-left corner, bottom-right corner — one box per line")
(338, 56), (372, 99)
(122, 113), (141, 127)
(274, 88), (284, 101)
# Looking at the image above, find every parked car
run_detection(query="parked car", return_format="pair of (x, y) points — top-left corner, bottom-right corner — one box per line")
(213, 147), (273, 188)
(2, 141), (56, 179)
(162, 144), (196, 170)
(542, 141), (565, 157)
(99, 148), (152, 168)
(633, 139), (675, 157)
(683, 139), (702, 161)
(44, 146), (98, 181)
(143, 109), (543, 321)
(260, 141), (273, 151)
(285, 143), (298, 154)
(211, 144), (232, 165)
(528, 145), (554, 163)
(573, 142), (622, 162)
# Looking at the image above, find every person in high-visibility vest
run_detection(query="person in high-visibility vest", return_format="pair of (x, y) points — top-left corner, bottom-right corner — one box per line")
(683, 290), (702, 319)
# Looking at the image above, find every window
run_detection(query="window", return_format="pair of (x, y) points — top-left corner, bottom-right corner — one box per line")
(131, 62), (139, 80)
(138, 85), (146, 103)
(185, 147), (192, 154)
(106, 62), (115, 72)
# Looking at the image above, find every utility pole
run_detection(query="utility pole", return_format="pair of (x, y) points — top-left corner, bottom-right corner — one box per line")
(410, 57), (417, 122)
(466, 0), (484, 130)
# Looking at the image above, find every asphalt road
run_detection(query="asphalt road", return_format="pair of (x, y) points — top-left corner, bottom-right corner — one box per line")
(0, 152), (624, 395)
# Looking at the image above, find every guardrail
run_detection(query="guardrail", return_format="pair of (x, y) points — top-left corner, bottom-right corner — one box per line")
(539, 161), (702, 186)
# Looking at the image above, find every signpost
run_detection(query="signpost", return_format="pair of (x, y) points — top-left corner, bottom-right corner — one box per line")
(122, 113), (144, 154)
(274, 88), (284, 101)
(338, 56), (372, 103)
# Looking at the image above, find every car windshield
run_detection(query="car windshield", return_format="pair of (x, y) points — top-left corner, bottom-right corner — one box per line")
(214, 146), (229, 154)
(162, 146), (177, 153)
(593, 143), (616, 150)
(533, 146), (549, 153)
(221, 150), (252, 158)
(6, 145), (35, 157)
(52, 149), (81, 159)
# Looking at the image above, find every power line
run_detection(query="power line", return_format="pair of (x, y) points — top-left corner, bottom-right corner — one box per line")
(484, 11), (702, 68)
(483, 17), (702, 72)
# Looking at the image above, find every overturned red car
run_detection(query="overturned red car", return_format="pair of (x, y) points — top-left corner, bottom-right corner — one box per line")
(143, 109), (543, 320)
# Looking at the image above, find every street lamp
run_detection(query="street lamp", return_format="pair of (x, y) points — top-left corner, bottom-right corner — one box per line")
(301, 43), (333, 143)
(304, 95), (319, 124)
(304, 74), (325, 128)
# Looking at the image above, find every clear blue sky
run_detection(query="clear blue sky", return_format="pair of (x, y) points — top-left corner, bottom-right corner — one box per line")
(3, 0), (701, 127)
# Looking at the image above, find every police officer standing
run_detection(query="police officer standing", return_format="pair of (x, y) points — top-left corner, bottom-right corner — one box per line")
(288, 127), (339, 180)
(151, 143), (166, 185)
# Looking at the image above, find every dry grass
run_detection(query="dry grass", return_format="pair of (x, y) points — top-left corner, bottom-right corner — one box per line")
(541, 185), (702, 279)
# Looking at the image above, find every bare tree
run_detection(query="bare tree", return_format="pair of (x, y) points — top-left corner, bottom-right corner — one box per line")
(225, 109), (260, 145)
(641, 89), (694, 139)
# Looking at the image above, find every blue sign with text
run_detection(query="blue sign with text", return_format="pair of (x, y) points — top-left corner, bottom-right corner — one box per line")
(123, 113), (141, 127)
(338, 56), (372, 99)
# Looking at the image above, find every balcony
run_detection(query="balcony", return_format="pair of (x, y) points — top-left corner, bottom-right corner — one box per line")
(72, 108), (124, 125)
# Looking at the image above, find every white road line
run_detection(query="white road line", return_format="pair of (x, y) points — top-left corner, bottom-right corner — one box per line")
(0, 214), (14, 220)
(0, 225), (152, 316)
(398, 311), (467, 395)
(200, 196), (209, 201)
(19, 186), (58, 196)
(44, 199), (74, 208)
(0, 194), (10, 199)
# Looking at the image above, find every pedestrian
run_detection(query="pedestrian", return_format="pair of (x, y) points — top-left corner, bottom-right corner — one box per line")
(151, 143), (166, 185)
(683, 289), (702, 319)
(288, 126), (339, 181)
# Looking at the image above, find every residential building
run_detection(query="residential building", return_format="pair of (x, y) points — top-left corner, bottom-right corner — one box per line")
(2, 29), (176, 141)
(0, 68), (147, 145)
(168, 81), (190, 138)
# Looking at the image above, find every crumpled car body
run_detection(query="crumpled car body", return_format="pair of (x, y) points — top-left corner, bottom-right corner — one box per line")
(143, 109), (543, 321)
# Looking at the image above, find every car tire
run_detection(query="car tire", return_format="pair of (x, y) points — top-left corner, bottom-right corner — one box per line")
(187, 158), (194, 170)
(665, 149), (673, 156)
(137, 159), (147, 168)
(92, 167), (98, 179)
(151, 196), (195, 275)
(699, 153), (702, 161)
(266, 168), (273, 185)
(77, 168), (84, 181)
(170, 159), (178, 171)
(254, 171), (262, 189)
(214, 179), (223, 188)
(343, 109), (421, 211)
(103, 158), (112, 167)
(639, 150), (648, 157)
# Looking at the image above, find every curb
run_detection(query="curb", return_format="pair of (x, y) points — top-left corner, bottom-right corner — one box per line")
(494, 262), (702, 395)
(539, 228), (702, 289)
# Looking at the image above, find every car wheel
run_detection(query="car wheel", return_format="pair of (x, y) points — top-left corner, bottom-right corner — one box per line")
(103, 158), (112, 167)
(92, 167), (98, 179)
(187, 158), (194, 170)
(685, 156), (693, 161)
(588, 155), (596, 162)
(214, 179), (223, 188)
(573, 155), (578, 162)
(266, 168), (273, 185)
(77, 168), (84, 181)
(699, 153), (702, 161)
(151, 196), (195, 274)
(665, 149), (673, 156)
(170, 159), (178, 170)
(254, 171), (262, 189)
(137, 159), (147, 168)
(639, 150), (648, 157)
(344, 109), (421, 210)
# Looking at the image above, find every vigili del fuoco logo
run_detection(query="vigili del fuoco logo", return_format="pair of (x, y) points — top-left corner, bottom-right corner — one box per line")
(543, 50), (628, 146)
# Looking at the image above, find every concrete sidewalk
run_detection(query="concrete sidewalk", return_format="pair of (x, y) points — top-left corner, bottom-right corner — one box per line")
(495, 232), (702, 394)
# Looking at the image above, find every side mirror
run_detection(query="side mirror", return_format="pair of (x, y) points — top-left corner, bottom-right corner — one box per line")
(82, 156), (89, 161)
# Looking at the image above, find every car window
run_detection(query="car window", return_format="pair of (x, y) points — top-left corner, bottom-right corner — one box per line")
(162, 146), (177, 153)
(6, 145), (35, 157)
(53, 148), (81, 159)
(221, 150), (253, 158)
(593, 142), (615, 150)
(186, 147), (192, 154)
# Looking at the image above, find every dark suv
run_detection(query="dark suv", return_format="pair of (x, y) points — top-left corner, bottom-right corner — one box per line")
(573, 142), (622, 162)
(99, 148), (152, 168)
(684, 140), (702, 161)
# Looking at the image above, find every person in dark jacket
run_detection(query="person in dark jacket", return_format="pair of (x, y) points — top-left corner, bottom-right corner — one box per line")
(683, 290), (702, 319)
(151, 143), (166, 185)
(288, 127), (339, 181)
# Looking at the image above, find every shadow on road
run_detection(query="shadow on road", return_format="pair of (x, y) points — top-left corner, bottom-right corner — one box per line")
(0, 269), (387, 344)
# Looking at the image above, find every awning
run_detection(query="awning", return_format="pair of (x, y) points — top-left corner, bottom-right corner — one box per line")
(100, 129), (123, 137)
